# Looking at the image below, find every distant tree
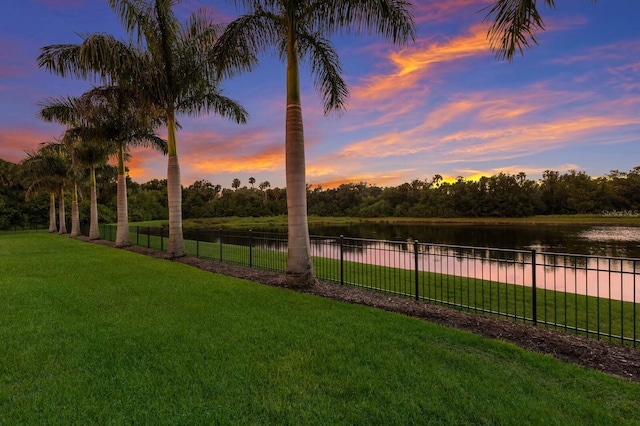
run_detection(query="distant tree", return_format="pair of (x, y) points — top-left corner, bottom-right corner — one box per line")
(249, 176), (255, 188)
(232, 178), (241, 190)
(259, 181), (270, 203)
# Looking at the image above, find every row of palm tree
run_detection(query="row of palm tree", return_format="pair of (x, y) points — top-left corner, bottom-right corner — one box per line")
(33, 0), (416, 288)
(30, 0), (547, 287)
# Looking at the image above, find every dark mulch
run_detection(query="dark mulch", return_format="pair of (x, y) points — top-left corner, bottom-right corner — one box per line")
(86, 237), (640, 384)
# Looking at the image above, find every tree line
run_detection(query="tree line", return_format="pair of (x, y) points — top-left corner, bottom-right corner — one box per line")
(4, 157), (640, 230)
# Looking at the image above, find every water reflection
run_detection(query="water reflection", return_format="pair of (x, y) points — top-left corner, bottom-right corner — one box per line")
(306, 223), (640, 259)
(310, 238), (640, 303)
(181, 224), (640, 303)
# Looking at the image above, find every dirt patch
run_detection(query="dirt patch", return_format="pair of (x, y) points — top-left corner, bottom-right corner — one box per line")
(86, 237), (640, 384)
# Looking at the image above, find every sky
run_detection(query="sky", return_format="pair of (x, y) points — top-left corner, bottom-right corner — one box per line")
(1, 1), (639, 190)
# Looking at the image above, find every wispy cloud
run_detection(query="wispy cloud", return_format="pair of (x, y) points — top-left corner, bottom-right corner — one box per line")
(0, 127), (57, 162)
(413, 0), (493, 24)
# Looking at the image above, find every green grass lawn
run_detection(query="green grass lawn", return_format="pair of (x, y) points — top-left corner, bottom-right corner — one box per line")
(111, 227), (639, 345)
(1, 233), (639, 424)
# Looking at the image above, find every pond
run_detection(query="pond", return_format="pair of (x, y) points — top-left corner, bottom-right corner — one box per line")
(174, 222), (640, 303)
(252, 222), (640, 260)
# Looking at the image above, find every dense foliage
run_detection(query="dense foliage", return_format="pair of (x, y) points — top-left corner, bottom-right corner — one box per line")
(3, 157), (640, 230)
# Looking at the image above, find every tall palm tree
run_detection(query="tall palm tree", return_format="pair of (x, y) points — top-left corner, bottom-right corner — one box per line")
(216, 0), (416, 286)
(21, 159), (60, 233)
(483, 0), (595, 60)
(21, 142), (70, 234)
(73, 86), (166, 246)
(39, 95), (109, 239)
(63, 132), (84, 237)
(39, 96), (88, 238)
(38, 0), (250, 256)
(39, 87), (166, 244)
(71, 131), (115, 240)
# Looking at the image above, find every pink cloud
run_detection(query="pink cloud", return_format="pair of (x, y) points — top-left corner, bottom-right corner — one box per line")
(0, 127), (54, 162)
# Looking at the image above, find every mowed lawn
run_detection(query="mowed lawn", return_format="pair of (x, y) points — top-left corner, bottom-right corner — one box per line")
(1, 233), (639, 425)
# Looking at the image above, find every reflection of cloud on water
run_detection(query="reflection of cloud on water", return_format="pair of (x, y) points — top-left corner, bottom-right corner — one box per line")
(578, 227), (640, 243)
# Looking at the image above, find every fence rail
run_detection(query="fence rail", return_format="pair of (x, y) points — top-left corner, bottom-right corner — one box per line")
(100, 224), (639, 347)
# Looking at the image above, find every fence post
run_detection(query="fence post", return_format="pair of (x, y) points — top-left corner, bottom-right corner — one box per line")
(136, 226), (139, 246)
(160, 226), (164, 252)
(196, 228), (200, 258)
(219, 228), (223, 262)
(147, 227), (151, 248)
(249, 229), (253, 268)
(414, 239), (419, 301)
(340, 235), (344, 285)
(531, 249), (537, 326)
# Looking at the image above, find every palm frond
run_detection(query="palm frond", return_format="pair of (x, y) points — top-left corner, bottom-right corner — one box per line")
(212, 11), (280, 78)
(483, 0), (555, 61)
(298, 32), (348, 115)
(178, 88), (249, 125)
(316, 0), (416, 45)
(38, 96), (79, 125)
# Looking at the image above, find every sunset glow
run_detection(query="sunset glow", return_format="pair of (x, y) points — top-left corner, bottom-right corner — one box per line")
(1, 1), (639, 189)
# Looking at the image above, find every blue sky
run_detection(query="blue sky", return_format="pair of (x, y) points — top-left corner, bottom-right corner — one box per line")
(1, 0), (639, 189)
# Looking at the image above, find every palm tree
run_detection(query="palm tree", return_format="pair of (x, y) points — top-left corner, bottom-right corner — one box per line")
(259, 180), (270, 203)
(483, 0), (592, 60)
(21, 142), (70, 234)
(39, 96), (93, 238)
(73, 86), (166, 246)
(39, 88), (165, 243)
(38, 0), (250, 256)
(62, 132), (85, 237)
(21, 157), (60, 233)
(216, 0), (416, 286)
(72, 133), (114, 240)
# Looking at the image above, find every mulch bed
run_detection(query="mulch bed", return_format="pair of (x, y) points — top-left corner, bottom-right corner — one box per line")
(85, 237), (640, 384)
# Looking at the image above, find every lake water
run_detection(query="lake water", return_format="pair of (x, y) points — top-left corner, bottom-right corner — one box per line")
(304, 223), (640, 259)
(182, 222), (640, 302)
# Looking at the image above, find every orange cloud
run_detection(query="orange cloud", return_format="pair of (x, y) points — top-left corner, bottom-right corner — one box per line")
(452, 164), (581, 182)
(309, 173), (404, 190)
(0, 127), (57, 162)
(443, 115), (639, 162)
(354, 24), (490, 102)
(176, 128), (284, 174)
(188, 145), (284, 174)
(339, 24), (493, 133)
(332, 81), (640, 167)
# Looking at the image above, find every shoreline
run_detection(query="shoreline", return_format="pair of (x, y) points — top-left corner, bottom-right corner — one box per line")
(175, 214), (640, 230)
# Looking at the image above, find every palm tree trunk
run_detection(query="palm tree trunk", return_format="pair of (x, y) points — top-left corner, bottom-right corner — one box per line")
(88, 165), (100, 240)
(115, 143), (130, 247)
(70, 181), (80, 237)
(58, 185), (67, 234)
(285, 27), (314, 287)
(48, 192), (57, 233)
(166, 115), (184, 256)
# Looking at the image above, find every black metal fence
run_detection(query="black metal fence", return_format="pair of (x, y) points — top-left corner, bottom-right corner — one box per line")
(100, 224), (639, 347)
